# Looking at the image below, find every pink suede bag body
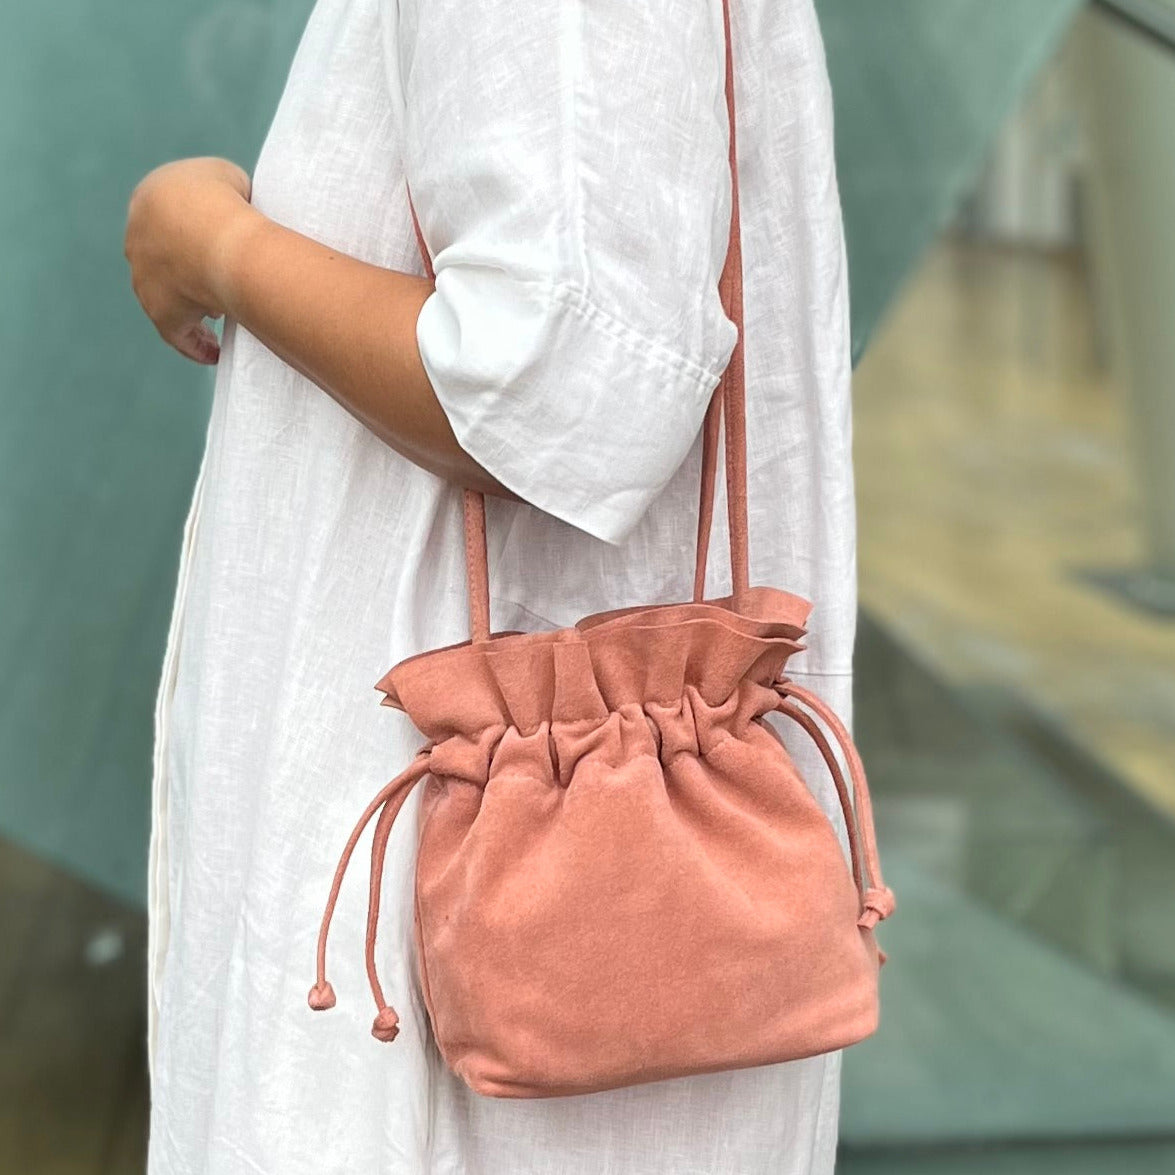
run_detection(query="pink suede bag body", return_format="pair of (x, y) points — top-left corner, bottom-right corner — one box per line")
(308, 0), (893, 1099)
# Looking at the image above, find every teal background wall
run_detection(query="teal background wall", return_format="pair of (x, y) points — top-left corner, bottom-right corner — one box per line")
(823, 0), (1082, 362)
(0, 0), (315, 904)
(0, 0), (1081, 905)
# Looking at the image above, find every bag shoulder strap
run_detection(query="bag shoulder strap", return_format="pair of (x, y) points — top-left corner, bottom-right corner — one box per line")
(408, 0), (747, 641)
(694, 0), (748, 605)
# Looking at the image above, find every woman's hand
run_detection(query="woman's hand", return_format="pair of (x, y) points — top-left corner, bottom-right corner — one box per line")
(123, 157), (515, 499)
(124, 157), (259, 365)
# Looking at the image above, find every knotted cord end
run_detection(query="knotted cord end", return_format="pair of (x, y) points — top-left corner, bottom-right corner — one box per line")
(857, 886), (896, 930)
(308, 981), (337, 1011)
(371, 1006), (400, 1042)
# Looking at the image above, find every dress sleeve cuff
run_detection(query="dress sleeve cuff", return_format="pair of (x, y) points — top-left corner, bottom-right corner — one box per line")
(416, 263), (732, 547)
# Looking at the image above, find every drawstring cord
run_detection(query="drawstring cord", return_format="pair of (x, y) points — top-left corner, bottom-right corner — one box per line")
(774, 697), (865, 899)
(773, 678), (896, 933)
(308, 744), (433, 1041)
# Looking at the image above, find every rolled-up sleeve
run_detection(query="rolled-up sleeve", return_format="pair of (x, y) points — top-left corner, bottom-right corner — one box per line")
(398, 0), (738, 546)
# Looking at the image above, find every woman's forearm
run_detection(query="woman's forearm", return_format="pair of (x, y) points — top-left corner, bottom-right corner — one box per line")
(212, 204), (517, 498)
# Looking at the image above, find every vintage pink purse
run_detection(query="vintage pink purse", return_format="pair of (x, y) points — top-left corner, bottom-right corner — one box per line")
(308, 0), (893, 1098)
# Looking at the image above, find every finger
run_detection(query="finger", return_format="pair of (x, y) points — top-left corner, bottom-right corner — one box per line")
(174, 322), (221, 365)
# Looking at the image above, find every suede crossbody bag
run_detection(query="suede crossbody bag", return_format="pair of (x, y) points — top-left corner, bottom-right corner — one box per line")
(308, 0), (894, 1098)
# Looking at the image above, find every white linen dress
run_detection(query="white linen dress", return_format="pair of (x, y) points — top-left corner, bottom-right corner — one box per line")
(146, 0), (857, 1170)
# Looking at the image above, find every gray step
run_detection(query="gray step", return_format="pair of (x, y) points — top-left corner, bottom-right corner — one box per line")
(841, 855), (1175, 1146)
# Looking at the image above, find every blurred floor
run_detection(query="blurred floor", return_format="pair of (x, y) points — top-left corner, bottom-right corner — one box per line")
(853, 237), (1175, 819)
(839, 1140), (1175, 1174)
(0, 838), (147, 1173)
(844, 612), (1175, 1154)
